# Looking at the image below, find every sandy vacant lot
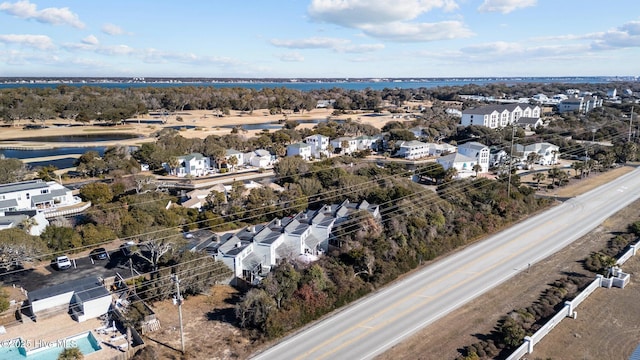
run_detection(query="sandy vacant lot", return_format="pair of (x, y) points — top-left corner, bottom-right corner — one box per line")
(0, 108), (408, 147)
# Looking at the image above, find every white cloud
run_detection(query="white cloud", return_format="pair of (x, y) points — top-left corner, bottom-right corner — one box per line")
(361, 20), (472, 42)
(271, 36), (384, 53)
(340, 43), (385, 53)
(308, 0), (458, 27)
(140, 48), (237, 66)
(96, 44), (135, 56)
(278, 52), (305, 62)
(591, 20), (640, 50)
(81, 35), (99, 45)
(102, 23), (127, 36)
(308, 0), (468, 42)
(0, 0), (84, 28)
(0, 34), (54, 49)
(271, 37), (349, 49)
(477, 0), (536, 14)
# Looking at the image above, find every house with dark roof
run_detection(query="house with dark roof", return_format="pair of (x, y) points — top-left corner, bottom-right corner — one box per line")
(26, 276), (111, 322)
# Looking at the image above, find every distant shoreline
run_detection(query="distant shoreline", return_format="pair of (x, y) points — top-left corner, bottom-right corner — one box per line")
(0, 76), (631, 91)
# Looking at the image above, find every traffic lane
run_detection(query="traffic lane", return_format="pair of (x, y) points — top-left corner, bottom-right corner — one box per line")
(253, 168), (640, 360)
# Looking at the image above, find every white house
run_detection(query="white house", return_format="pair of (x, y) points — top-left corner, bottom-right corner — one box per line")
(354, 135), (382, 151)
(558, 95), (602, 113)
(304, 134), (331, 158)
(0, 180), (78, 214)
(460, 104), (541, 129)
(395, 141), (430, 160)
(27, 276), (111, 323)
(164, 153), (211, 177)
(286, 142), (312, 160)
(428, 142), (457, 156)
(225, 149), (244, 169)
(457, 142), (490, 173)
(0, 211), (49, 236)
(436, 152), (480, 178)
(244, 149), (273, 168)
(516, 117), (543, 130)
(330, 137), (358, 155)
(516, 142), (560, 165)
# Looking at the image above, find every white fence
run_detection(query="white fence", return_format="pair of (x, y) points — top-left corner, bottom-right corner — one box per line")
(44, 201), (91, 218)
(507, 238), (640, 360)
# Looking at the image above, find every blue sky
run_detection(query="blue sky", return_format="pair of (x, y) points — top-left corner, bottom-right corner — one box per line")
(1, 0), (639, 78)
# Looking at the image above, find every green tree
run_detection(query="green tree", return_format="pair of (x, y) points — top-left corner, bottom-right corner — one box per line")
(0, 158), (28, 184)
(36, 165), (58, 182)
(41, 225), (83, 252)
(227, 155), (239, 171)
(532, 172), (546, 190)
(472, 164), (482, 177)
(79, 183), (113, 205)
(0, 228), (45, 265)
(57, 347), (83, 360)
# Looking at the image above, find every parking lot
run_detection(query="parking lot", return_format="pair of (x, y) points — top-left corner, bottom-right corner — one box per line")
(0, 229), (218, 293)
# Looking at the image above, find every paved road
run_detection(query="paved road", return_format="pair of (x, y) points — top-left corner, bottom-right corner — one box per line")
(252, 167), (640, 360)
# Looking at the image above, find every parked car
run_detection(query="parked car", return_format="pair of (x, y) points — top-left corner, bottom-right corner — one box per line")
(89, 247), (108, 261)
(55, 255), (72, 270)
(183, 232), (194, 239)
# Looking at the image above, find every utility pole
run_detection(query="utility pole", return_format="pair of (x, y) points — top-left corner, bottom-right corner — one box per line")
(507, 124), (516, 198)
(629, 106), (635, 142)
(172, 274), (185, 354)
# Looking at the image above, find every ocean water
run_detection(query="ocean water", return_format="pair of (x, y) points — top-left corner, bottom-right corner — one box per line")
(0, 77), (618, 91)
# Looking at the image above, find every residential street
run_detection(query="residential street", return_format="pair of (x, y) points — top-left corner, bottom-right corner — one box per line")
(251, 167), (640, 360)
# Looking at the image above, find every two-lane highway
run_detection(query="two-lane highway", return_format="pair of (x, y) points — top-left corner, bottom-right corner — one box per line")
(252, 167), (640, 360)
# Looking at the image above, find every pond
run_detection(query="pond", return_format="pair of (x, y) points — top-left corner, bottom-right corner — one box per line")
(220, 123), (283, 130)
(7, 133), (142, 142)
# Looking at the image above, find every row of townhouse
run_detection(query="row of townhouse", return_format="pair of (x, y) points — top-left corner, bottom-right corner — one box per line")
(460, 104), (541, 129)
(163, 149), (275, 177)
(0, 179), (80, 235)
(287, 134), (383, 160)
(208, 199), (380, 285)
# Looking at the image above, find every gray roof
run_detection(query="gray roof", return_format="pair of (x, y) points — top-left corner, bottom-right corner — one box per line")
(0, 215), (27, 226)
(182, 153), (207, 161)
(242, 253), (261, 271)
(0, 199), (18, 209)
(517, 117), (542, 125)
(31, 193), (55, 204)
(28, 276), (109, 303)
(51, 188), (68, 197)
(438, 152), (476, 163)
(305, 233), (323, 250)
(0, 180), (48, 195)
(459, 141), (487, 151)
(462, 103), (530, 115)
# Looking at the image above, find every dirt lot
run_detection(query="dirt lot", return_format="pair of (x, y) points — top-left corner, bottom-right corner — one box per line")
(379, 164), (640, 360)
(137, 165), (639, 360)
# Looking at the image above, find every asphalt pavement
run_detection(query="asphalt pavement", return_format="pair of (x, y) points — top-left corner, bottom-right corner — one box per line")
(251, 167), (640, 360)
